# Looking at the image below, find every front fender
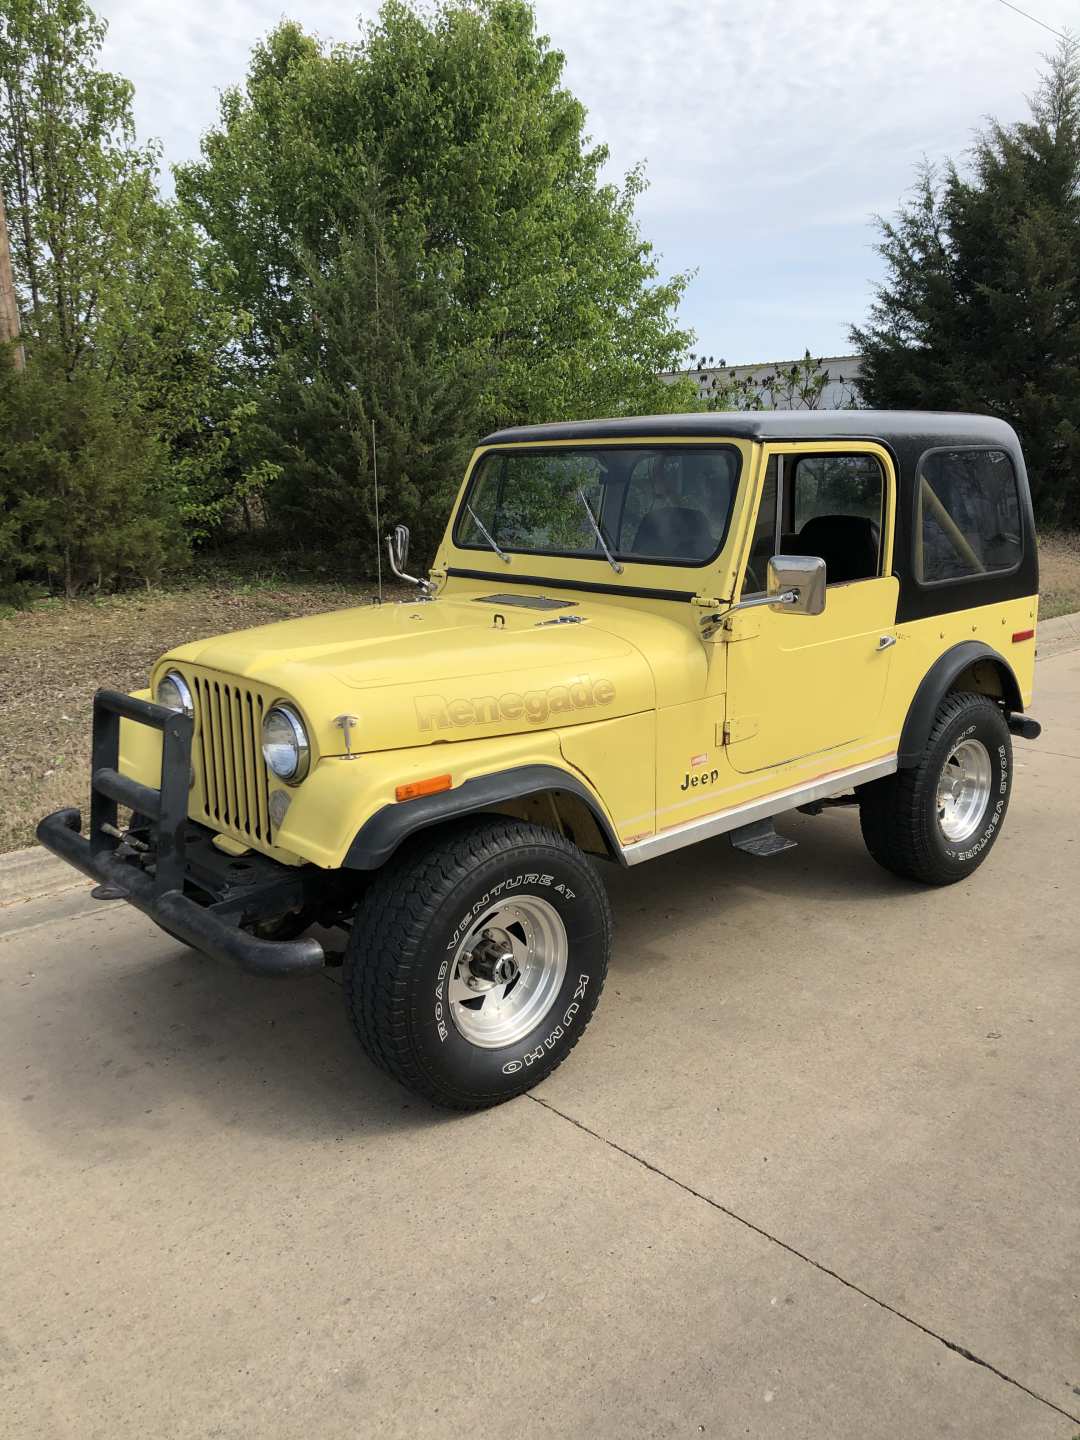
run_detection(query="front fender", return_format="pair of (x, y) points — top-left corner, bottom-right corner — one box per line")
(270, 730), (621, 870)
(342, 763), (624, 870)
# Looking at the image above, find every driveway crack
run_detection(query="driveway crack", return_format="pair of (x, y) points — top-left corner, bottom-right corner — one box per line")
(529, 1093), (1079, 1425)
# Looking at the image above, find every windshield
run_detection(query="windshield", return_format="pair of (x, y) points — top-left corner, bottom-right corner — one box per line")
(454, 445), (741, 567)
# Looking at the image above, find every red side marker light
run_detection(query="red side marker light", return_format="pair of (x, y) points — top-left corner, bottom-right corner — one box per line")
(395, 774), (452, 802)
(1011, 629), (1035, 643)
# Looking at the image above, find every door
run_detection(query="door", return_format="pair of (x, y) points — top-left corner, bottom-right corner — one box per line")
(724, 443), (899, 774)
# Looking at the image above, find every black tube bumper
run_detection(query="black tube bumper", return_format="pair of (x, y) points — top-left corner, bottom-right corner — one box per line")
(1007, 714), (1041, 740)
(35, 686), (326, 977)
(37, 808), (325, 976)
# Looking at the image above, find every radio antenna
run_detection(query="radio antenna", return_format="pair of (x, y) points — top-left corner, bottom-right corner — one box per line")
(372, 416), (383, 603)
(371, 211), (383, 603)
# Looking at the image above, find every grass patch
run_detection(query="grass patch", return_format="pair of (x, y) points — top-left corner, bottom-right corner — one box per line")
(0, 577), (393, 855)
(1037, 531), (1080, 619)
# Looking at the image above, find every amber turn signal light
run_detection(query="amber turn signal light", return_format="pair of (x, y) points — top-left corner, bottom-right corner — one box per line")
(395, 774), (452, 802)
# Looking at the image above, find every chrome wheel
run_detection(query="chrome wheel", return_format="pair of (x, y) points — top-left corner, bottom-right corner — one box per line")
(447, 895), (567, 1049)
(937, 738), (993, 842)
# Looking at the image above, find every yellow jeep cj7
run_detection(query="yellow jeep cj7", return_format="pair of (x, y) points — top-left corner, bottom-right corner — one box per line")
(39, 411), (1041, 1109)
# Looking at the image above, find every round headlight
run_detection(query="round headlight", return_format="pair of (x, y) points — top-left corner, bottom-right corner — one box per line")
(156, 670), (194, 718)
(261, 704), (310, 784)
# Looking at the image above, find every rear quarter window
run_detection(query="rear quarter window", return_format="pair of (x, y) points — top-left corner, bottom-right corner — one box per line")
(915, 448), (1023, 584)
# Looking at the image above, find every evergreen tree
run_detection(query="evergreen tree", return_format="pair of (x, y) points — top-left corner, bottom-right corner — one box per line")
(0, 349), (175, 600)
(0, 0), (249, 599)
(256, 175), (486, 570)
(852, 39), (1080, 525)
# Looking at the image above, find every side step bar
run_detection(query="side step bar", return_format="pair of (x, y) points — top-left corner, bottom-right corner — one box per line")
(729, 819), (797, 858)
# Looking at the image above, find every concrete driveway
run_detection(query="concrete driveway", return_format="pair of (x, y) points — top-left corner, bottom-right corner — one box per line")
(3, 639), (1078, 1440)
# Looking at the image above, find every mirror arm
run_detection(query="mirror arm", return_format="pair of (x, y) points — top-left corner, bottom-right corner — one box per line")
(730, 588), (798, 614)
(703, 589), (798, 625)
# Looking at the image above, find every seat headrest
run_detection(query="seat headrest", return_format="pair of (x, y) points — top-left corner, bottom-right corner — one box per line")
(793, 514), (879, 584)
(633, 506), (714, 560)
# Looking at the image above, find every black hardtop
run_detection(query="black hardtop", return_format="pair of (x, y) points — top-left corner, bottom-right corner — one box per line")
(475, 410), (1035, 624)
(480, 409), (1021, 451)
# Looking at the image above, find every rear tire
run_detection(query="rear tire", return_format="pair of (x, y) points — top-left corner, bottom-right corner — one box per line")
(343, 817), (611, 1109)
(859, 691), (1012, 885)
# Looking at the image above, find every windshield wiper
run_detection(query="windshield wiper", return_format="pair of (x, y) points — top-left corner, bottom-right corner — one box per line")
(576, 489), (623, 574)
(466, 504), (511, 565)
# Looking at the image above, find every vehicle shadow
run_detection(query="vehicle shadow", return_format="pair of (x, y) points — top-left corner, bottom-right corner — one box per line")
(602, 804), (923, 967)
(18, 918), (454, 1152)
(19, 807), (924, 1151)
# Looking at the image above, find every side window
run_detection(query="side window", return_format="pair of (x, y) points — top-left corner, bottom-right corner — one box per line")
(787, 455), (883, 586)
(743, 456), (778, 595)
(742, 451), (885, 595)
(916, 449), (1022, 583)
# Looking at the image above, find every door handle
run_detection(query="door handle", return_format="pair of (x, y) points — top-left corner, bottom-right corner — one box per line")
(876, 635), (897, 651)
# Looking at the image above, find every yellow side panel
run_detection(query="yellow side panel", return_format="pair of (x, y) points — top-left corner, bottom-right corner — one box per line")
(654, 696), (731, 826)
(880, 595), (1040, 729)
(558, 711), (656, 846)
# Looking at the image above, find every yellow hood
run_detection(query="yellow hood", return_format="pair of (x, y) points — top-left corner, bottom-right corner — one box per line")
(161, 593), (677, 757)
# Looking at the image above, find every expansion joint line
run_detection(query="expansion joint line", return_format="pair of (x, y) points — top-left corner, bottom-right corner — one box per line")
(528, 1094), (1079, 1425)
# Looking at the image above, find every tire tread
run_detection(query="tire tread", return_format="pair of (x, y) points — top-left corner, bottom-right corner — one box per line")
(859, 691), (1009, 886)
(343, 817), (610, 1109)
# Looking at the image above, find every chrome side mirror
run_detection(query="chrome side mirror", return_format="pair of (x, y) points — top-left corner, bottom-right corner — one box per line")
(767, 554), (826, 615)
(385, 523), (435, 596)
(707, 554), (828, 632)
(389, 523), (410, 575)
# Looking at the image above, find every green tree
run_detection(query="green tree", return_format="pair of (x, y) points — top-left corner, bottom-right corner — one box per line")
(851, 39), (1080, 525)
(0, 0), (251, 594)
(255, 174), (485, 570)
(0, 350), (176, 599)
(175, 1), (693, 429)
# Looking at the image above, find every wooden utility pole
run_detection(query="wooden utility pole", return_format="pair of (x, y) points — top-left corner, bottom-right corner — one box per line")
(0, 182), (26, 370)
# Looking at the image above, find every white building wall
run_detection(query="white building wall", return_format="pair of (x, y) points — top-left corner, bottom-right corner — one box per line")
(666, 354), (864, 409)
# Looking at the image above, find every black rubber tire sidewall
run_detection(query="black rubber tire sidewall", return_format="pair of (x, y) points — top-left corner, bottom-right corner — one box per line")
(422, 848), (606, 1101)
(922, 700), (1012, 878)
(346, 821), (611, 1108)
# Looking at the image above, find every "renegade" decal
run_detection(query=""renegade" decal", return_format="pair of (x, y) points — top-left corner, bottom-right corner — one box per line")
(415, 675), (616, 730)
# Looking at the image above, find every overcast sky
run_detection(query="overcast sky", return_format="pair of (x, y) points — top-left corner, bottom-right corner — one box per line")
(95, 0), (1069, 364)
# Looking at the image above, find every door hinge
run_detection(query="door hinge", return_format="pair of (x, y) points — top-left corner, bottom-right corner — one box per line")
(722, 715), (759, 745)
(720, 611), (760, 641)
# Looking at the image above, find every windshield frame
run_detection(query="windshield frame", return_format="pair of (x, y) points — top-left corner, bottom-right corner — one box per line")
(451, 442), (743, 571)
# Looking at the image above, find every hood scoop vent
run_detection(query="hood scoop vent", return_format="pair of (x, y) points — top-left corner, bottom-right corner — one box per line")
(473, 593), (576, 611)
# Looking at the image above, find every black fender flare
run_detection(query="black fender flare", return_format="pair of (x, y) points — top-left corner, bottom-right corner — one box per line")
(343, 764), (625, 870)
(898, 641), (1022, 768)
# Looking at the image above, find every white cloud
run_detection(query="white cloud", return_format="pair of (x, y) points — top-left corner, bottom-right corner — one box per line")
(95, 0), (1068, 361)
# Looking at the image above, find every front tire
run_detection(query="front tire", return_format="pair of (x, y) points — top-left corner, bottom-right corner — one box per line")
(343, 817), (611, 1109)
(859, 691), (1013, 885)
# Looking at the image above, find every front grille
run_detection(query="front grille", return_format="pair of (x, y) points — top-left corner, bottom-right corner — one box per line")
(185, 672), (274, 849)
